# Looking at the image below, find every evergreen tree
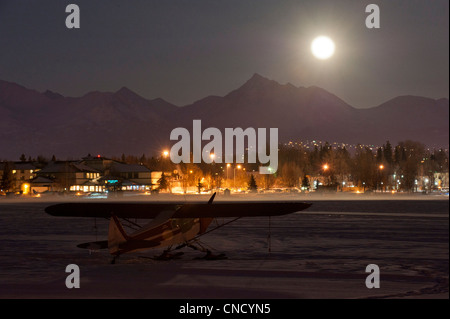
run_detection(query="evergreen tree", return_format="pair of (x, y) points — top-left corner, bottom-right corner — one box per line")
(301, 175), (310, 190)
(20, 154), (26, 162)
(37, 155), (48, 164)
(139, 153), (146, 164)
(157, 173), (169, 191)
(248, 174), (258, 192)
(0, 162), (15, 192)
(394, 145), (401, 165)
(196, 179), (203, 194)
(376, 147), (383, 163)
(383, 141), (393, 164)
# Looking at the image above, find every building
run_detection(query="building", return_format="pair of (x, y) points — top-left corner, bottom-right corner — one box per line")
(0, 161), (40, 194)
(30, 176), (55, 194)
(109, 162), (152, 189)
(35, 161), (102, 193)
(80, 155), (153, 191)
(80, 154), (115, 175)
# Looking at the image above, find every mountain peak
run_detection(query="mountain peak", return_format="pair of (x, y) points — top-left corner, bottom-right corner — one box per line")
(249, 73), (266, 80)
(43, 90), (64, 99)
(116, 86), (136, 96)
(232, 73), (281, 94)
(114, 86), (150, 104)
(245, 73), (274, 85)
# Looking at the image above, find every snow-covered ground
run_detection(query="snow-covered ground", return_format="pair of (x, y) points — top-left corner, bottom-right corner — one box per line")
(0, 193), (448, 299)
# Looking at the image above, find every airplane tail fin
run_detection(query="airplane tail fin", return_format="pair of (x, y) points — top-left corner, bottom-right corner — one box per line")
(199, 217), (213, 234)
(108, 214), (130, 255)
(200, 192), (216, 233)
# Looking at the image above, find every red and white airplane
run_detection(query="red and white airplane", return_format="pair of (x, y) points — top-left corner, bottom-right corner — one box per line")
(45, 193), (311, 262)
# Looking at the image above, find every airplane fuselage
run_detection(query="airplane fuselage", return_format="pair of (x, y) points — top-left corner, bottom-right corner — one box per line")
(108, 215), (212, 256)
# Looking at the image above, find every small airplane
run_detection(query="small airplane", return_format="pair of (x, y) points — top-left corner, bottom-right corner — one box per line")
(45, 193), (312, 263)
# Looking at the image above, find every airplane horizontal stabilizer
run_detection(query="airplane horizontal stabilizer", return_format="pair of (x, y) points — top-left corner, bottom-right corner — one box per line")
(77, 240), (108, 250)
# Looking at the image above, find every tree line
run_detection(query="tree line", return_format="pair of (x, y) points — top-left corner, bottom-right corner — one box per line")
(2, 140), (448, 193)
(112, 140), (448, 192)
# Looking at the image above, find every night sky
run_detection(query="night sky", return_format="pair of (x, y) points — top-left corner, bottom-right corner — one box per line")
(0, 0), (448, 108)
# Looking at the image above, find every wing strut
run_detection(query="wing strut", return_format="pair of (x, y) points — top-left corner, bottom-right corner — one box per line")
(208, 192), (216, 204)
(175, 216), (242, 251)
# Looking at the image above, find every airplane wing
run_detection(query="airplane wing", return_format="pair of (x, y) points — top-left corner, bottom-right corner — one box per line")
(45, 201), (312, 219)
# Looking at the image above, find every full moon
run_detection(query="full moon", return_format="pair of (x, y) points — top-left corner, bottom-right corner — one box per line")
(311, 36), (335, 60)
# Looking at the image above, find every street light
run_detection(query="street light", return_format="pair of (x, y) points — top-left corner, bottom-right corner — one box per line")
(161, 150), (169, 181)
(378, 164), (384, 192)
(234, 165), (242, 189)
(322, 164), (329, 186)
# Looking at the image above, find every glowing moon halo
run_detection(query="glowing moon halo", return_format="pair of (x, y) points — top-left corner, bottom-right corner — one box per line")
(311, 36), (335, 60)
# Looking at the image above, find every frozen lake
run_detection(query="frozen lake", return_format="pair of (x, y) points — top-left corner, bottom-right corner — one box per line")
(0, 194), (448, 299)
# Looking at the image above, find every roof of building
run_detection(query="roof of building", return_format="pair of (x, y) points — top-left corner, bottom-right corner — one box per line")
(81, 154), (112, 161)
(13, 162), (39, 170)
(1, 162), (39, 172)
(30, 176), (55, 184)
(110, 162), (151, 173)
(38, 161), (100, 174)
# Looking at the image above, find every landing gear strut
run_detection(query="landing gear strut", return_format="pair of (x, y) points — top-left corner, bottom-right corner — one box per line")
(185, 242), (227, 260)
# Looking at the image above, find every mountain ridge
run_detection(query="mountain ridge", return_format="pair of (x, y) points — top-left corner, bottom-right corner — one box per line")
(0, 75), (448, 160)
